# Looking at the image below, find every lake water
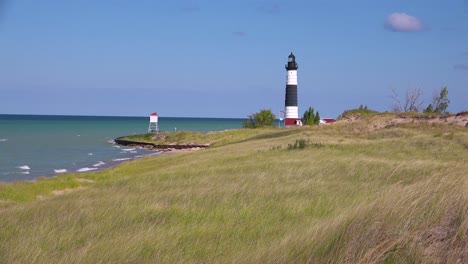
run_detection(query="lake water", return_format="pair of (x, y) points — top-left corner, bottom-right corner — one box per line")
(0, 115), (243, 182)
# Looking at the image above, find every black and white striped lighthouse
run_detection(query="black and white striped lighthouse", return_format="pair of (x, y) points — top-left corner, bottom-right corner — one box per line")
(284, 52), (300, 126)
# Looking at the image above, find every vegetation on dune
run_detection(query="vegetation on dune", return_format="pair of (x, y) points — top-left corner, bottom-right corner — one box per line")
(302, 107), (320, 125)
(0, 116), (467, 263)
(424, 86), (450, 115)
(243, 109), (276, 128)
(337, 107), (381, 119)
(390, 86), (451, 115)
(122, 128), (278, 147)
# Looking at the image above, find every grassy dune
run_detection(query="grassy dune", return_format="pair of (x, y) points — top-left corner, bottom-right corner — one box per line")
(0, 118), (467, 263)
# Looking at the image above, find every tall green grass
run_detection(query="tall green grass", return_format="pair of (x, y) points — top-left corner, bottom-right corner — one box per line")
(0, 120), (466, 263)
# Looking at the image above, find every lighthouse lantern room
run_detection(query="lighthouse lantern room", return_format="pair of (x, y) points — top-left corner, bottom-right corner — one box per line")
(284, 52), (301, 126)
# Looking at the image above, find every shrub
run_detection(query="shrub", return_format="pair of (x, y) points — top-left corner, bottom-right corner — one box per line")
(243, 109), (276, 128)
(424, 87), (450, 115)
(288, 139), (308, 150)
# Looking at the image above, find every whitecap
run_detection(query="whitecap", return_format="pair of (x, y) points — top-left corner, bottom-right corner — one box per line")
(21, 171), (30, 175)
(77, 167), (98, 172)
(122, 148), (135, 152)
(77, 135), (81, 137)
(130, 151), (138, 154)
(113, 145), (121, 149)
(0, 139), (7, 142)
(112, 158), (131, 162)
(18, 165), (31, 170)
(54, 169), (68, 173)
(92, 161), (105, 167)
(88, 153), (93, 156)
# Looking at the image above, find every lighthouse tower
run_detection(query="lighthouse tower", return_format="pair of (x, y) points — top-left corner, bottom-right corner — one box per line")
(148, 112), (159, 133)
(284, 52), (300, 126)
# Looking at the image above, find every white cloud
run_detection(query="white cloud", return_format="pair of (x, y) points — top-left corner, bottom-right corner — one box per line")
(385, 13), (425, 32)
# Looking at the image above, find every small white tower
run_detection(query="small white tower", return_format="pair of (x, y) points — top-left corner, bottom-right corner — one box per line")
(148, 112), (159, 133)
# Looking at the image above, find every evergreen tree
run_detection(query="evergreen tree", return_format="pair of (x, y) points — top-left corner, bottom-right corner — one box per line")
(423, 104), (434, 114)
(424, 87), (450, 114)
(302, 107), (320, 125)
(433, 87), (450, 114)
(314, 111), (320, 124)
(302, 107), (315, 125)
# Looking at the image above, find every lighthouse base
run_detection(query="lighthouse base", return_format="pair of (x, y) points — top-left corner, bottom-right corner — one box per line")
(285, 118), (302, 126)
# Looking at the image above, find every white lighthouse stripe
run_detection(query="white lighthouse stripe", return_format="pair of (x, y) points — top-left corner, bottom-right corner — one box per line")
(285, 106), (299, 119)
(286, 70), (297, 85)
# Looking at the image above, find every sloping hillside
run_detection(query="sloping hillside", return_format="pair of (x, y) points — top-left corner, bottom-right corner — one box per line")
(0, 116), (466, 263)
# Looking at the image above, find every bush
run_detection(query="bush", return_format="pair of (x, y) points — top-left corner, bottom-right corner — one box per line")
(288, 139), (309, 150)
(337, 108), (379, 119)
(424, 87), (450, 115)
(243, 109), (276, 128)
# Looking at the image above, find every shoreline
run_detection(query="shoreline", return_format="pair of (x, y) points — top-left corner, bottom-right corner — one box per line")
(0, 147), (203, 184)
(114, 136), (210, 151)
(0, 135), (209, 184)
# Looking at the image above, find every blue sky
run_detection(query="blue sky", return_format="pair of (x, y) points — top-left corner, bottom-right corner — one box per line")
(1, 0), (467, 118)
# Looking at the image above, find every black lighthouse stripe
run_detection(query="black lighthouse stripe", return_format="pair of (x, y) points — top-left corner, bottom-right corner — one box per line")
(285, 85), (298, 106)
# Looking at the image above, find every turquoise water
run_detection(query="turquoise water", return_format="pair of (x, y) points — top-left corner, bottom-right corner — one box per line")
(0, 115), (243, 182)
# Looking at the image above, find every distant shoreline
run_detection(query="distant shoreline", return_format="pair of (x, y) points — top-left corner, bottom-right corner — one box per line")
(114, 137), (210, 151)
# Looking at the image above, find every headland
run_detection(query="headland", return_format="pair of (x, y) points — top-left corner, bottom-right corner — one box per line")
(0, 112), (466, 263)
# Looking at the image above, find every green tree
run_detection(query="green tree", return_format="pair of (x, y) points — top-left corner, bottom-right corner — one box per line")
(302, 107), (320, 125)
(302, 107), (315, 125)
(423, 104), (434, 114)
(314, 111), (320, 124)
(242, 115), (256, 128)
(425, 87), (450, 114)
(243, 109), (276, 128)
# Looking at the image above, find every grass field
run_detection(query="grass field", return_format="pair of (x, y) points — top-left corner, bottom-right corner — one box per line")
(0, 117), (467, 263)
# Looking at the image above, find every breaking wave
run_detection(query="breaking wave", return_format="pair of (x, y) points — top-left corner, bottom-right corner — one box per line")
(93, 161), (106, 167)
(77, 167), (98, 172)
(122, 148), (135, 152)
(112, 158), (132, 162)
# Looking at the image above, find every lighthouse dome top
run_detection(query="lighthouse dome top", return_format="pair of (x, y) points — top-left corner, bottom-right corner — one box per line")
(285, 52), (298, 70)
